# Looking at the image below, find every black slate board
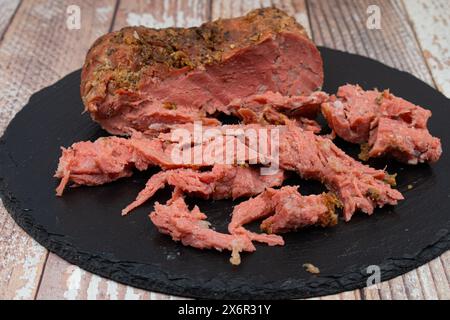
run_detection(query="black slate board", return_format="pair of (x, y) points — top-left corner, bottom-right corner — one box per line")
(0, 47), (449, 299)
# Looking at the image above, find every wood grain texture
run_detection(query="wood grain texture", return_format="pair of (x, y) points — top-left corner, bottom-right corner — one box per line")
(361, 285), (381, 300)
(36, 255), (183, 300)
(0, 0), (21, 41)
(403, 269), (425, 299)
(426, 257), (450, 300)
(403, 0), (450, 97)
(211, 0), (311, 36)
(0, 0), (117, 299)
(0, 203), (46, 299)
(306, 0), (448, 300)
(113, 0), (211, 30)
(307, 0), (434, 85)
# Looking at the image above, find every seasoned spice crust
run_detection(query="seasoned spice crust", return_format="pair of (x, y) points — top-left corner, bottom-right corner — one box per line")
(80, 7), (317, 123)
(82, 8), (306, 92)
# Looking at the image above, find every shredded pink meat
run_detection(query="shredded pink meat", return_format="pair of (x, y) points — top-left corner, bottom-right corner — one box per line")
(122, 164), (285, 215)
(278, 122), (404, 220)
(229, 186), (338, 245)
(55, 123), (403, 220)
(150, 190), (255, 265)
(322, 84), (442, 164)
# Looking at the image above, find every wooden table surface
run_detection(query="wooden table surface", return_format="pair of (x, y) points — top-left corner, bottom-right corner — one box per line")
(0, 0), (448, 300)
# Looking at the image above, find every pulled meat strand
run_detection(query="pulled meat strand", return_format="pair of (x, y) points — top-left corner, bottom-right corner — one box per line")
(150, 189), (255, 265)
(55, 122), (403, 220)
(122, 164), (285, 215)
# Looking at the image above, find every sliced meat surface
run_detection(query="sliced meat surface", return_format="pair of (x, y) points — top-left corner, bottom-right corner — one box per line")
(322, 84), (442, 164)
(229, 186), (338, 244)
(122, 164), (285, 215)
(150, 190), (255, 265)
(56, 123), (403, 220)
(81, 8), (323, 135)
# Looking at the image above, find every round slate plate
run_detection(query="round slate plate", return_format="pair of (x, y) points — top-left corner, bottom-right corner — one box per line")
(0, 47), (449, 300)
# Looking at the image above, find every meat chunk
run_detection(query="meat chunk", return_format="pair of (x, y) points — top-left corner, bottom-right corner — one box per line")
(122, 164), (285, 215)
(322, 84), (442, 164)
(55, 123), (403, 220)
(321, 85), (379, 144)
(279, 123), (403, 220)
(229, 186), (338, 245)
(260, 187), (339, 234)
(55, 137), (136, 196)
(150, 190), (255, 265)
(81, 8), (323, 135)
(365, 118), (442, 164)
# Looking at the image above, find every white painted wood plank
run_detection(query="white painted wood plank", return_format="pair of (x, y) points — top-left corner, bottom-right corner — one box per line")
(417, 263), (439, 299)
(0, 201), (47, 299)
(0, 0), (20, 39)
(403, 0), (450, 97)
(427, 257), (450, 299)
(36, 254), (178, 300)
(403, 269), (425, 299)
(389, 276), (408, 300)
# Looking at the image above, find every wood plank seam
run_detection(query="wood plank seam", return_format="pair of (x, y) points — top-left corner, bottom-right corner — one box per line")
(32, 252), (50, 300)
(304, 0), (315, 40)
(109, 0), (121, 33)
(0, 0), (22, 44)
